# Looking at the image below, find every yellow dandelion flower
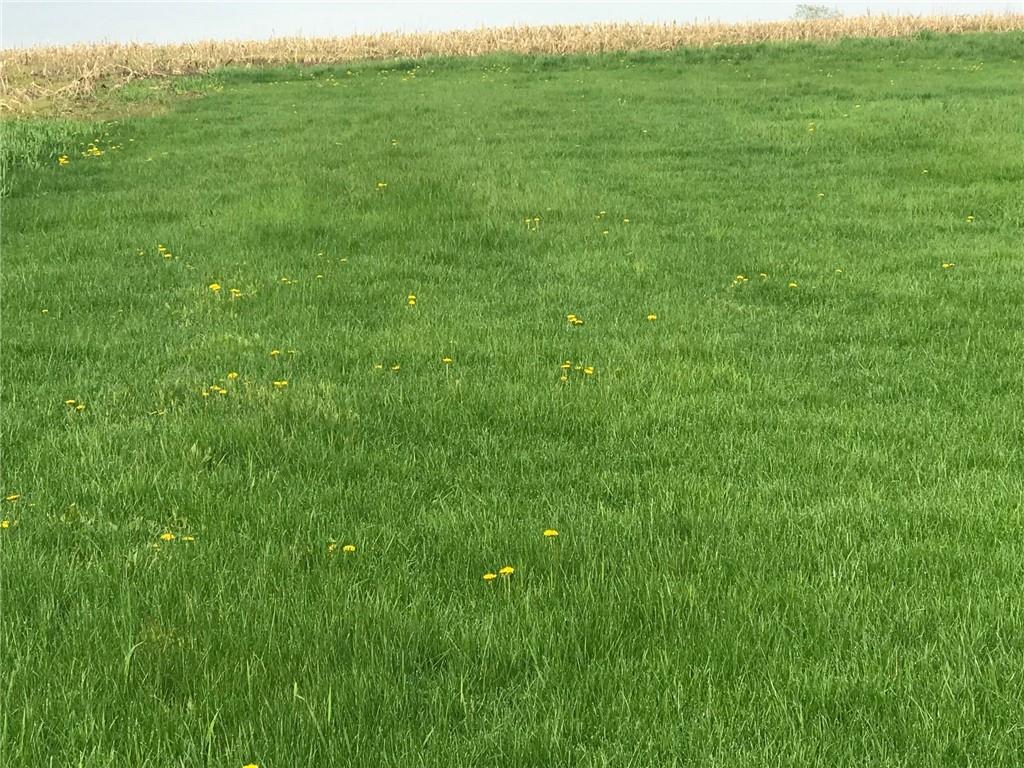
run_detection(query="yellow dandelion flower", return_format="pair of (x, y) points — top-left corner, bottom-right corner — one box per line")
(646, 313), (657, 321)
(391, 364), (401, 372)
(498, 566), (514, 576)
(227, 372), (239, 380)
(602, 229), (609, 235)
(373, 363), (384, 370)
(75, 403), (86, 412)
(788, 281), (798, 289)
(243, 764), (259, 768)
(1, 519), (10, 529)
(442, 356), (453, 364)
(560, 362), (571, 370)
(543, 529), (559, 537)
(65, 399), (76, 406)
(342, 544), (356, 554)
(208, 283), (221, 293)
(4, 494), (20, 502)
(270, 349), (281, 357)
(328, 542), (337, 554)
(966, 215), (975, 223)
(229, 288), (242, 298)
(623, 217), (630, 223)
(482, 572), (497, 581)
(942, 262), (956, 269)
(272, 380), (289, 390)
(376, 181), (387, 189)
(58, 155), (70, 166)
(159, 532), (175, 542)
(559, 375), (568, 382)
(583, 366), (594, 376)
(182, 535), (195, 542)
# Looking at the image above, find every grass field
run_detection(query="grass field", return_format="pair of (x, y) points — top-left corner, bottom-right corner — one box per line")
(3, 30), (1024, 767)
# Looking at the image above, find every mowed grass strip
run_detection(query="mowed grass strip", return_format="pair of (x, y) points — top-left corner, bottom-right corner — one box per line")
(2, 32), (1024, 767)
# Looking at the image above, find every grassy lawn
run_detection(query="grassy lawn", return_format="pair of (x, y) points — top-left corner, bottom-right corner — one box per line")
(2, 31), (1023, 767)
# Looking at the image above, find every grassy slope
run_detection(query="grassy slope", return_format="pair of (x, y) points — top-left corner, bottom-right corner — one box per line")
(3, 32), (1024, 767)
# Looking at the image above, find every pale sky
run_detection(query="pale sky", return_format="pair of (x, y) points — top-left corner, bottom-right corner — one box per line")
(2, 0), (1020, 49)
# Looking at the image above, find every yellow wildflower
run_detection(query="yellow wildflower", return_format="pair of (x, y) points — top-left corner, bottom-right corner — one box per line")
(498, 566), (514, 576)
(159, 532), (175, 542)
(583, 366), (594, 376)
(390, 364), (401, 373)
(272, 380), (289, 390)
(543, 529), (559, 537)
(65, 399), (76, 406)
(646, 313), (657, 321)
(342, 544), (356, 554)
(376, 181), (388, 189)
(75, 403), (86, 412)
(942, 262), (956, 269)
(788, 281), (798, 289)
(4, 494), (20, 502)
(270, 349), (281, 357)
(58, 155), (70, 166)
(966, 215), (975, 223)
(482, 572), (497, 581)
(182, 535), (195, 542)
(227, 372), (239, 380)
(559, 375), (568, 382)
(442, 356), (453, 364)
(327, 542), (337, 554)
(1, 519), (10, 529)
(208, 283), (221, 293)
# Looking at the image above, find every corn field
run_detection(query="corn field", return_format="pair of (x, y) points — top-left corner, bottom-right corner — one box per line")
(2, 14), (1022, 115)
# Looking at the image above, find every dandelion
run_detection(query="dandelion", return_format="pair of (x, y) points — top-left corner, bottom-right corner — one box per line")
(560, 361), (571, 370)
(243, 764), (259, 768)
(601, 229), (609, 235)
(646, 313), (657, 321)
(65, 399), (76, 406)
(583, 366), (594, 376)
(342, 544), (356, 554)
(373, 363), (384, 370)
(272, 380), (289, 390)
(759, 273), (769, 280)
(327, 542), (338, 554)
(4, 494), (20, 502)
(227, 372), (239, 380)
(229, 288), (242, 298)
(270, 349), (281, 357)
(182, 535), (195, 542)
(966, 215), (975, 223)
(58, 155), (70, 166)
(942, 262), (956, 269)
(788, 281), (798, 289)
(623, 217), (630, 223)
(835, 268), (844, 274)
(390, 364), (401, 373)
(482, 572), (497, 581)
(159, 532), (175, 542)
(498, 566), (514, 576)
(407, 292), (417, 306)
(543, 529), (559, 537)
(208, 283), (221, 293)
(559, 375), (568, 382)
(376, 181), (388, 189)
(75, 403), (86, 412)
(442, 356), (453, 364)
(1, 519), (10, 529)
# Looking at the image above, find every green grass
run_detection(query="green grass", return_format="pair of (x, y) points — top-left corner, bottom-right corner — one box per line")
(3, 31), (1024, 767)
